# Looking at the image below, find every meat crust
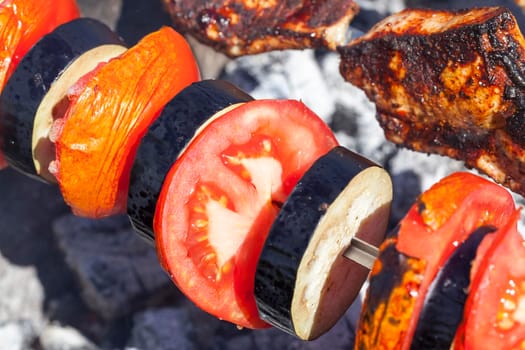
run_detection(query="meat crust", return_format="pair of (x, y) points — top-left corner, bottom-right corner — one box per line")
(162, 0), (359, 57)
(339, 6), (525, 197)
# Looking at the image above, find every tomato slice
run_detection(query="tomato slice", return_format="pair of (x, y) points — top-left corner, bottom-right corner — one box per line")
(154, 99), (338, 329)
(51, 27), (199, 218)
(452, 210), (525, 350)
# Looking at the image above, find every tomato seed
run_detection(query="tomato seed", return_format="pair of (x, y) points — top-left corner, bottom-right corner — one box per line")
(497, 315), (514, 331)
(513, 296), (525, 324)
(194, 219), (208, 229)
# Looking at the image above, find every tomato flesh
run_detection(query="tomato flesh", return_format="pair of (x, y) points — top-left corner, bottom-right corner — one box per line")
(51, 27), (199, 218)
(155, 99), (338, 329)
(452, 210), (525, 350)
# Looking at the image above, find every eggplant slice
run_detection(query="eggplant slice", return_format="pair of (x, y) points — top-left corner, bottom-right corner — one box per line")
(0, 18), (126, 182)
(410, 225), (496, 349)
(127, 80), (254, 241)
(254, 146), (393, 340)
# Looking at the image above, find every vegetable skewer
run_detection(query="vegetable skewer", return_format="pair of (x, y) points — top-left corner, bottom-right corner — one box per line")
(153, 98), (340, 329)
(129, 79), (386, 331)
(0, 3), (524, 347)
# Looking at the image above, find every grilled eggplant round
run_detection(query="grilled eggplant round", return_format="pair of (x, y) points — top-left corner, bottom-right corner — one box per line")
(0, 18), (126, 182)
(127, 79), (254, 241)
(410, 226), (496, 349)
(254, 146), (393, 340)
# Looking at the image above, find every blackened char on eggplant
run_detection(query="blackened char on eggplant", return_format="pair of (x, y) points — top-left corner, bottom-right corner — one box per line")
(162, 0), (359, 57)
(339, 6), (525, 197)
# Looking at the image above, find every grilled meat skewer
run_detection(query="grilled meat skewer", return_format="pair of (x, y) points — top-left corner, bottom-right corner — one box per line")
(339, 6), (525, 197)
(162, 0), (359, 57)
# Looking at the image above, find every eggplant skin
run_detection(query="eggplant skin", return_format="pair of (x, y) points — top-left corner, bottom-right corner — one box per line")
(0, 18), (125, 180)
(410, 225), (496, 350)
(127, 80), (254, 241)
(255, 146), (391, 340)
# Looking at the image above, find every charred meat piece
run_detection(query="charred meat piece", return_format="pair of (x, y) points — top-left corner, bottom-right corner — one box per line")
(162, 0), (359, 56)
(339, 7), (525, 197)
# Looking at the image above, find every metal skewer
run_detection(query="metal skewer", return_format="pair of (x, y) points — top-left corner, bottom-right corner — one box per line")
(343, 237), (379, 270)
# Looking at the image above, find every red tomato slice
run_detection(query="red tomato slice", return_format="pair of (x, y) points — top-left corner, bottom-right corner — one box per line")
(453, 210), (525, 350)
(51, 27), (199, 218)
(154, 99), (338, 329)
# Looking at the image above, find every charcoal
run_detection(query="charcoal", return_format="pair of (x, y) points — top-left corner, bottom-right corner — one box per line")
(53, 215), (173, 320)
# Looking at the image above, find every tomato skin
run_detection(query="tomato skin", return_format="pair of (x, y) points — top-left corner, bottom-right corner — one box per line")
(355, 172), (516, 350)
(52, 27), (199, 218)
(454, 210), (525, 350)
(154, 99), (338, 329)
